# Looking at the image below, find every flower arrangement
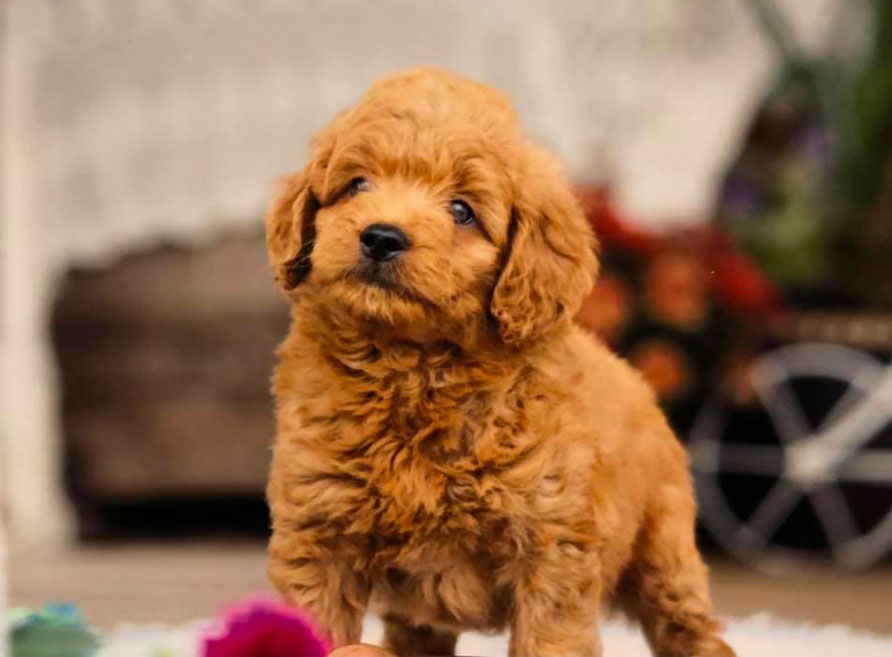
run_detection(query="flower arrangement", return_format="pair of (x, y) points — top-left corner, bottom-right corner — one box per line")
(575, 185), (781, 436)
(202, 598), (331, 657)
(5, 599), (398, 657)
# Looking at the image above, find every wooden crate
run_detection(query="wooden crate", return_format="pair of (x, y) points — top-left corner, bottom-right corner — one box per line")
(51, 231), (288, 533)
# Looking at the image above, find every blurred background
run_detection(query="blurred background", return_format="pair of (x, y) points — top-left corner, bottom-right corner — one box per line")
(2, 0), (891, 643)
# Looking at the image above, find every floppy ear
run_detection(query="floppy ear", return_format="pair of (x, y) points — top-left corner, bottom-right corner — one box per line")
(491, 147), (598, 344)
(265, 168), (320, 291)
(266, 111), (351, 292)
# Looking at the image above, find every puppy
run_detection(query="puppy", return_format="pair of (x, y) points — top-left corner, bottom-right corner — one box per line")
(265, 68), (734, 657)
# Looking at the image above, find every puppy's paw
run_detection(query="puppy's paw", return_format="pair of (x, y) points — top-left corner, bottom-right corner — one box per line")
(329, 644), (396, 657)
(690, 636), (736, 657)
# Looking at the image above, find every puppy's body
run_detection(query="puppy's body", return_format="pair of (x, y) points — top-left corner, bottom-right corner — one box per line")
(266, 69), (733, 657)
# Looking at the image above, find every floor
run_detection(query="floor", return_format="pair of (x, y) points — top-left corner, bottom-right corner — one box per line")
(8, 541), (892, 635)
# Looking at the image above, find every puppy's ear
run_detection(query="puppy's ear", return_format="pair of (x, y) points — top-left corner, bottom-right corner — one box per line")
(491, 146), (598, 344)
(265, 168), (320, 291)
(266, 111), (350, 291)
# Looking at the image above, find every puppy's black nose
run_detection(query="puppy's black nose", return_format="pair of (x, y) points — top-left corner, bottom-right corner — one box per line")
(360, 223), (410, 262)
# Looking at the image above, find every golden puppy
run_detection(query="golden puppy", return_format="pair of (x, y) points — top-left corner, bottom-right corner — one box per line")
(265, 68), (734, 657)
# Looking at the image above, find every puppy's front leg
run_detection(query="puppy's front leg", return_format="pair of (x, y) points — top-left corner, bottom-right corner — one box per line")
(620, 483), (734, 657)
(507, 547), (602, 657)
(268, 528), (369, 647)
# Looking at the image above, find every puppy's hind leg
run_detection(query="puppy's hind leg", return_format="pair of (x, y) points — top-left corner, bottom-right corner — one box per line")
(382, 614), (458, 657)
(621, 484), (735, 657)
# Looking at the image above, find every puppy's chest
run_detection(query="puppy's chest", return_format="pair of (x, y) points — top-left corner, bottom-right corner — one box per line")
(319, 379), (532, 540)
(359, 416), (508, 537)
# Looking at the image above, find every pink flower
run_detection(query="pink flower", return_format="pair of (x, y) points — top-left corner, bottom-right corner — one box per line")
(203, 597), (332, 657)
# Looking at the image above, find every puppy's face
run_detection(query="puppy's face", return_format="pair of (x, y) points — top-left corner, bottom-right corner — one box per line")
(306, 112), (510, 337)
(267, 69), (597, 345)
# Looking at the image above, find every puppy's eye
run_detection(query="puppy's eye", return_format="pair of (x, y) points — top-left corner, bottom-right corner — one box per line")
(449, 200), (475, 226)
(347, 177), (370, 197)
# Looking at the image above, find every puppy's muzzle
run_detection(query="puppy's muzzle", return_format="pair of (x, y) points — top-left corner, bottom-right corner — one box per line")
(360, 224), (410, 262)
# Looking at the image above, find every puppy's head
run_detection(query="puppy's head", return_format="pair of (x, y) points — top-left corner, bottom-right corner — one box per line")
(267, 68), (597, 346)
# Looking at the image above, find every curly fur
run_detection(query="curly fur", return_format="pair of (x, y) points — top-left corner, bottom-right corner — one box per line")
(265, 68), (734, 657)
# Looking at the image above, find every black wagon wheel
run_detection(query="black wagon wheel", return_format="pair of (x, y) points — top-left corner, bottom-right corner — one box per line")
(689, 343), (892, 572)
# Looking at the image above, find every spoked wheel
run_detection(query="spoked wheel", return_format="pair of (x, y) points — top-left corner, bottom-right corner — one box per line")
(689, 343), (892, 572)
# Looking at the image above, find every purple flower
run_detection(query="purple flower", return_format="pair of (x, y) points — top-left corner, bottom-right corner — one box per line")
(721, 177), (762, 217)
(796, 124), (831, 162)
(203, 597), (331, 657)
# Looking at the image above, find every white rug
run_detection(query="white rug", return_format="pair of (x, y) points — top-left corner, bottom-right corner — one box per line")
(97, 614), (892, 657)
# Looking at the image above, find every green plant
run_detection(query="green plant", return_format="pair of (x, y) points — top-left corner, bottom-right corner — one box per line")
(734, 0), (892, 304)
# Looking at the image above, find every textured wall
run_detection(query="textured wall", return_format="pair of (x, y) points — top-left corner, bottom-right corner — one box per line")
(7, 0), (846, 265)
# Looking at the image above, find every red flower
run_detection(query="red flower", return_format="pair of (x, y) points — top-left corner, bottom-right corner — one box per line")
(203, 598), (331, 657)
(699, 228), (783, 317)
(576, 185), (661, 257)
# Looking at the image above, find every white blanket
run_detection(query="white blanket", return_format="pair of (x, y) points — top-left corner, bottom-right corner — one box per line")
(97, 614), (892, 657)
